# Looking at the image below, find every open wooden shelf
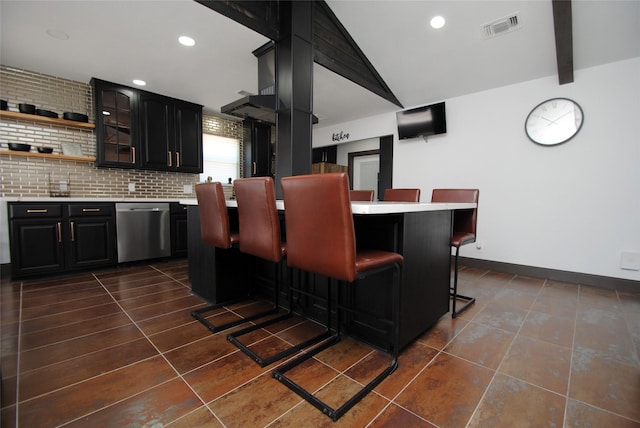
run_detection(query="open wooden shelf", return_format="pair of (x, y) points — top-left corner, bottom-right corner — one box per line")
(0, 150), (96, 163)
(0, 110), (95, 130)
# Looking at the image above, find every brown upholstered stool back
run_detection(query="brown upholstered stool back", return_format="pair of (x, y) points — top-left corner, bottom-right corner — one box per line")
(431, 188), (479, 318)
(383, 188), (421, 202)
(349, 189), (375, 201)
(431, 189), (479, 247)
(195, 182), (238, 248)
(234, 177), (285, 263)
(281, 173), (357, 282)
(277, 172), (403, 421)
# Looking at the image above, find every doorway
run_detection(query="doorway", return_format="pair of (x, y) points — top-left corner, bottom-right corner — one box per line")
(349, 149), (380, 200)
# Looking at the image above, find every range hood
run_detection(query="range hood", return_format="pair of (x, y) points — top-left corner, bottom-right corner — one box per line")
(221, 42), (318, 125)
(221, 94), (277, 124)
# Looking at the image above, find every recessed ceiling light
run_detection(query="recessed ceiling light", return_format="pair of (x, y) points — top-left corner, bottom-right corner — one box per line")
(178, 36), (196, 47)
(133, 79), (146, 86)
(430, 16), (446, 29)
(46, 29), (69, 40)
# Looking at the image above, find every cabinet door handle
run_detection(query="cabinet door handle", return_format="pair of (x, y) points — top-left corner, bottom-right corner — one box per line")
(131, 147), (136, 164)
(57, 222), (63, 243)
(168, 151), (172, 167)
(27, 209), (48, 213)
(82, 208), (100, 212)
(176, 152), (180, 168)
(70, 221), (75, 242)
(253, 161), (256, 175)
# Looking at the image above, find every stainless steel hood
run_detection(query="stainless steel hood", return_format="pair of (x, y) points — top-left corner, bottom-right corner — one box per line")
(221, 94), (318, 124)
(221, 94), (277, 124)
(220, 42), (318, 125)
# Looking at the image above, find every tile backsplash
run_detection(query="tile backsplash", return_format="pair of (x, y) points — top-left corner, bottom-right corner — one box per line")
(0, 65), (242, 199)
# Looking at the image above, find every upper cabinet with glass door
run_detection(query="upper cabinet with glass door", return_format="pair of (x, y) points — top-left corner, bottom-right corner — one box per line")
(92, 78), (138, 168)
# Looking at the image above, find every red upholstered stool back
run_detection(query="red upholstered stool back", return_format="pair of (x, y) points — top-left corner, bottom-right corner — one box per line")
(195, 182), (238, 248)
(234, 177), (285, 263)
(349, 189), (375, 201)
(281, 173), (358, 282)
(383, 188), (421, 202)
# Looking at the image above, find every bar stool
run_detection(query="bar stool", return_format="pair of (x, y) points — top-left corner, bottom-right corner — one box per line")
(191, 182), (281, 333)
(349, 189), (375, 201)
(227, 177), (330, 367)
(431, 188), (480, 318)
(383, 188), (420, 202)
(273, 172), (403, 421)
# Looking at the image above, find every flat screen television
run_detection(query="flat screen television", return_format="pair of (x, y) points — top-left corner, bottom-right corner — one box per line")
(396, 101), (446, 140)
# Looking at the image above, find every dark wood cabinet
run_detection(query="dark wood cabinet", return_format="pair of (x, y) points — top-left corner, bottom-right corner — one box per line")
(66, 204), (117, 270)
(312, 145), (337, 164)
(174, 100), (203, 173)
(243, 120), (273, 177)
(93, 78), (202, 173)
(8, 202), (116, 279)
(9, 204), (65, 277)
(170, 203), (188, 258)
(139, 93), (202, 173)
(93, 79), (138, 168)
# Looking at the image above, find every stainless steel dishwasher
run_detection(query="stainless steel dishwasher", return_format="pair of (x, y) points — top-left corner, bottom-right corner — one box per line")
(115, 202), (171, 263)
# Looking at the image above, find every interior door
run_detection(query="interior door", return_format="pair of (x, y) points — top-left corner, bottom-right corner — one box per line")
(352, 154), (380, 200)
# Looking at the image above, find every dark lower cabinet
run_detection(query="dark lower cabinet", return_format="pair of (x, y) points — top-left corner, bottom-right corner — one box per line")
(10, 216), (66, 277)
(66, 204), (117, 270)
(170, 203), (188, 258)
(8, 203), (117, 279)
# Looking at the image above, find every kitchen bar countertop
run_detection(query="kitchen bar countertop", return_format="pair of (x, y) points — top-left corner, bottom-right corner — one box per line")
(1, 197), (187, 203)
(179, 198), (476, 214)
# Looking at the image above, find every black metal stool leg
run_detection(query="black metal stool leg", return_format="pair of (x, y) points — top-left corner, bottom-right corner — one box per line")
(272, 264), (400, 422)
(228, 265), (332, 367)
(451, 246), (475, 318)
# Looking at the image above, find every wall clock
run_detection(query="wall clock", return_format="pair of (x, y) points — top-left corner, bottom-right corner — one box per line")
(525, 97), (584, 146)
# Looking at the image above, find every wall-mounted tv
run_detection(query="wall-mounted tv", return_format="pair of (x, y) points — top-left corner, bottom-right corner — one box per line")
(396, 101), (446, 140)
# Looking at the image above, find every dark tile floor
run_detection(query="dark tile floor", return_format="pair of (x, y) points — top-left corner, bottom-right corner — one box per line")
(1, 260), (639, 427)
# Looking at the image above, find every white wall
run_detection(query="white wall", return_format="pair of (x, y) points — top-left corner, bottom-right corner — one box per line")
(335, 138), (379, 166)
(313, 57), (640, 282)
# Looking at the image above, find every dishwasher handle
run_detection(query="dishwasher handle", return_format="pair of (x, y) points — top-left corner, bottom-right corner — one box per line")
(117, 207), (169, 212)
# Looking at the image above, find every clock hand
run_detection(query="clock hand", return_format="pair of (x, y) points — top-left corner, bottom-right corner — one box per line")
(544, 110), (573, 126)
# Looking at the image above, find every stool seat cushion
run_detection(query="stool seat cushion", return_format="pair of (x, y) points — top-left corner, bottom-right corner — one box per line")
(452, 232), (475, 248)
(356, 250), (403, 273)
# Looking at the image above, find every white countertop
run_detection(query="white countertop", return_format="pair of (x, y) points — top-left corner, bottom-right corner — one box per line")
(179, 199), (476, 214)
(1, 197), (184, 203)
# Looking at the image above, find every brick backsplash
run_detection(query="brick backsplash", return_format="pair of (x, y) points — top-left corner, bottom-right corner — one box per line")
(0, 65), (242, 199)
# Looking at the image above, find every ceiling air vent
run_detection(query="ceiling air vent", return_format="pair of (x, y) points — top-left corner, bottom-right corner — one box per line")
(482, 13), (521, 39)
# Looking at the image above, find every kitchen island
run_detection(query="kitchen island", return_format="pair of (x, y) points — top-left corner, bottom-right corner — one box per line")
(182, 199), (476, 351)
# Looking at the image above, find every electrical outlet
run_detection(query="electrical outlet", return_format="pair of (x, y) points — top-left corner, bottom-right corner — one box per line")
(183, 184), (193, 194)
(128, 182), (135, 192)
(620, 252), (640, 271)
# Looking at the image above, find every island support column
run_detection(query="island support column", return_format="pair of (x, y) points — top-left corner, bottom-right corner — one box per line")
(274, 0), (314, 198)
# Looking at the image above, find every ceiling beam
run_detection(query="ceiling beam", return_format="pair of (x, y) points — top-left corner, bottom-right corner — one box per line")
(195, 1), (280, 41)
(552, 0), (574, 84)
(196, 0), (402, 108)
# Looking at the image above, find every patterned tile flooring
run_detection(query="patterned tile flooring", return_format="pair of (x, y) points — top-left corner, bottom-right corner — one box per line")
(1, 260), (639, 427)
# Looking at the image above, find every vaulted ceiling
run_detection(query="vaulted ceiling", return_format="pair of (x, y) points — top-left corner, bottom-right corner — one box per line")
(1, 1), (638, 128)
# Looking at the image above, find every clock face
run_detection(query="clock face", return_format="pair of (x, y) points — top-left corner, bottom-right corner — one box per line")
(525, 98), (584, 146)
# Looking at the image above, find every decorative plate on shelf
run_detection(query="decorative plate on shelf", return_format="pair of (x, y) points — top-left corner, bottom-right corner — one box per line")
(61, 142), (83, 157)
